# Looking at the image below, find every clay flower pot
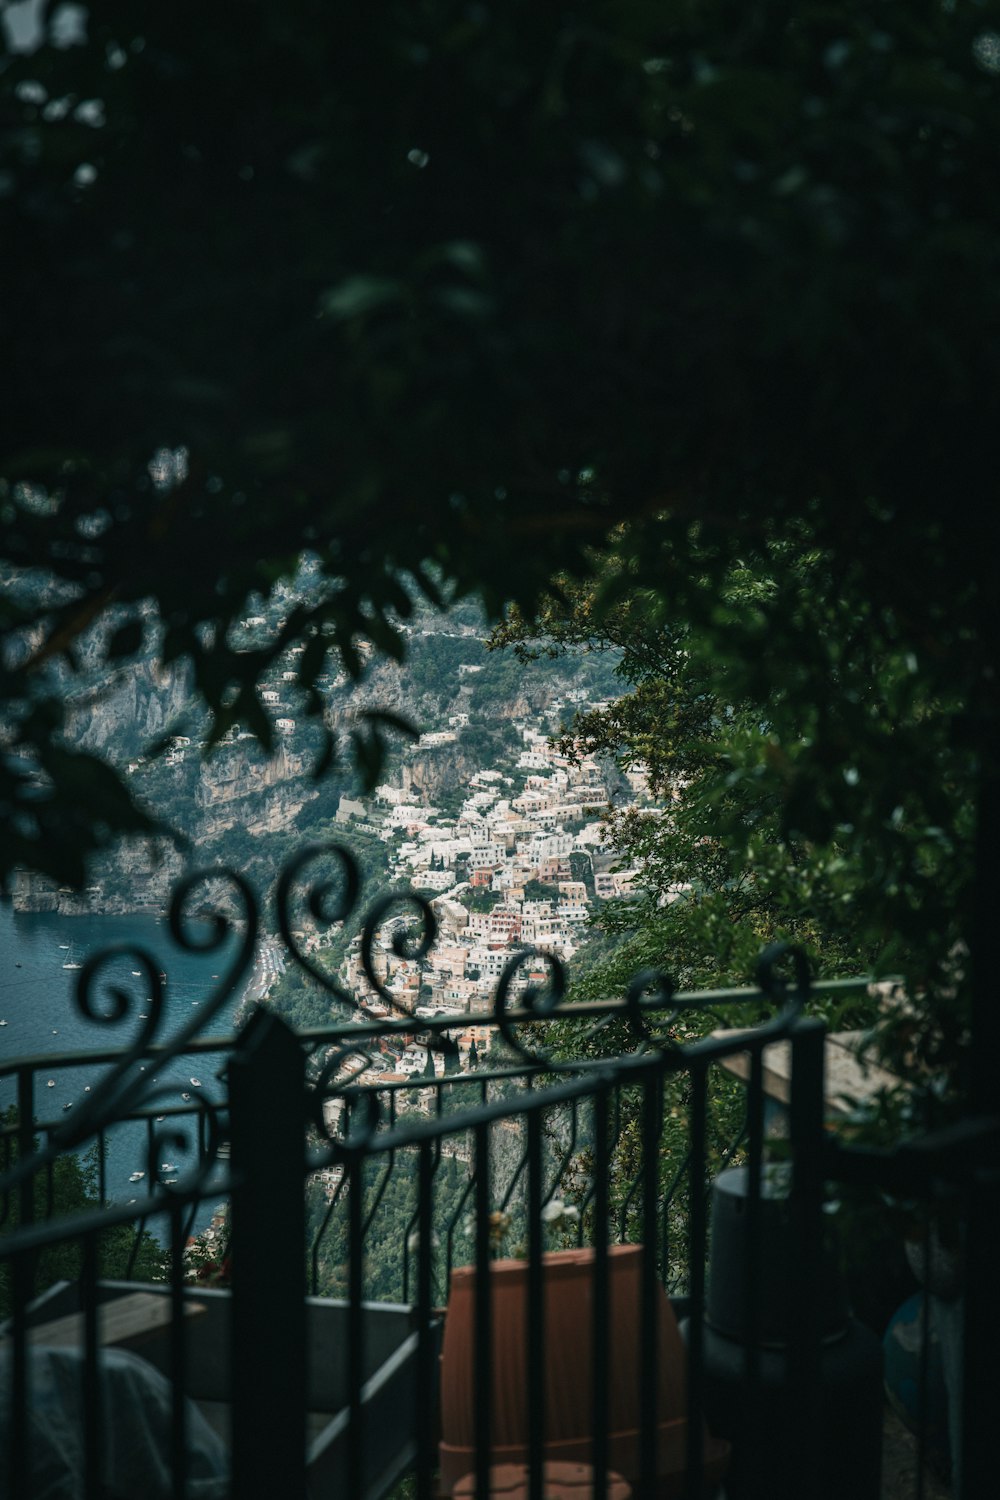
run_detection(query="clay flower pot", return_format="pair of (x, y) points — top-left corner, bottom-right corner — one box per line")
(439, 1244), (728, 1496)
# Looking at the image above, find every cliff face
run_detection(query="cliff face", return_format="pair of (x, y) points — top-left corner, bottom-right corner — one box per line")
(403, 743), (482, 803)
(197, 745), (308, 808)
(68, 660), (195, 756)
(197, 780), (318, 841)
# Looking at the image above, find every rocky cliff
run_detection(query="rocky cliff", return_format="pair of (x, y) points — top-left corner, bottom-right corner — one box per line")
(403, 742), (483, 804)
(67, 659), (195, 756)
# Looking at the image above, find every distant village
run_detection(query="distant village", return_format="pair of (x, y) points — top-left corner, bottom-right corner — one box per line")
(297, 700), (664, 1116)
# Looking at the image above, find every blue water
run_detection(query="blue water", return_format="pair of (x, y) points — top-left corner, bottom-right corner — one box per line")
(0, 903), (249, 1239)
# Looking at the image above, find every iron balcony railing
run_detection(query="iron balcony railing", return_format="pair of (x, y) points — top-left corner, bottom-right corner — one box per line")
(1, 849), (995, 1500)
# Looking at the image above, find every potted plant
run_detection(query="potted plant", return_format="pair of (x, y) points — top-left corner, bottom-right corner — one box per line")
(438, 1212), (729, 1497)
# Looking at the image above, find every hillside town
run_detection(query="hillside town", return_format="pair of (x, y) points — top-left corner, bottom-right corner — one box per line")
(286, 704), (664, 1101)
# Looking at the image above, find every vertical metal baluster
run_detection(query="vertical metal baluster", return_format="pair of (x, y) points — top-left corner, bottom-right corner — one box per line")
(146, 1113), (155, 1191)
(10, 1247), (31, 1500)
(82, 1232), (101, 1500)
(527, 1106), (544, 1500)
(968, 724), (1000, 1496)
(639, 1070), (662, 1500)
(413, 1134), (437, 1500)
(98, 1128), (107, 1207)
(787, 1018), (825, 1499)
(310, 1219), (321, 1298)
(347, 1147), (365, 1500)
(474, 1119), (492, 1500)
(684, 1064), (707, 1500)
(16, 1067), (33, 1258)
(914, 1094), (932, 1500)
(416, 1138), (435, 1500)
(170, 1209), (189, 1500)
(13, 1069), (34, 1500)
(592, 1084), (610, 1500)
(742, 1050), (765, 1436)
(660, 1076), (673, 1284)
(959, 1170), (986, 1500)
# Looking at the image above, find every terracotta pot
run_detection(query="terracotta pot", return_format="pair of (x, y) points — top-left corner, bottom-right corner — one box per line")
(439, 1245), (728, 1496)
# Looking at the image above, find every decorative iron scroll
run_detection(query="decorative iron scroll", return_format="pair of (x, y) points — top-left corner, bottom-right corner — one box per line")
(276, 842), (361, 1009)
(0, 866), (254, 1203)
(0, 845), (813, 1203)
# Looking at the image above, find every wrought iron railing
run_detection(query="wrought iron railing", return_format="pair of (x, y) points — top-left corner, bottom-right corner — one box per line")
(1, 848), (994, 1500)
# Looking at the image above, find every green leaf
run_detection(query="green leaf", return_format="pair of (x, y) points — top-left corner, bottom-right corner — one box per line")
(357, 709), (419, 741)
(319, 275), (404, 321)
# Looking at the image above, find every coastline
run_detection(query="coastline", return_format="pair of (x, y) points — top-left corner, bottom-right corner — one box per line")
(233, 936), (285, 1025)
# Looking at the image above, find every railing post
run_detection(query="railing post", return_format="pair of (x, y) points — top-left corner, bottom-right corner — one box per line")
(229, 1010), (307, 1500)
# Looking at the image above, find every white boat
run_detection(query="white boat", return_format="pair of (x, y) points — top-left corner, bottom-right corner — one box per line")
(59, 944), (69, 949)
(128, 1171), (145, 1183)
(0, 1020), (7, 1027)
(190, 1077), (202, 1087)
(181, 1092), (191, 1101)
(131, 971), (141, 977)
(160, 1162), (178, 1173)
(62, 944), (82, 970)
(46, 1079), (55, 1088)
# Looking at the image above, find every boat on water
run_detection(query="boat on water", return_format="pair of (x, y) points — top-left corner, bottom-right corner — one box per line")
(0, 1020), (7, 1027)
(59, 943), (69, 950)
(190, 1077), (202, 1087)
(128, 1171), (145, 1183)
(62, 944), (82, 970)
(46, 1079), (55, 1088)
(62, 1103), (72, 1112)
(181, 1092), (191, 1101)
(131, 971), (141, 977)
(160, 1162), (178, 1173)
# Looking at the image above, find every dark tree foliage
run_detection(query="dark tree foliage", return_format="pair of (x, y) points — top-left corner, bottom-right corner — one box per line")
(2, 0), (998, 921)
(0, 1107), (168, 1314)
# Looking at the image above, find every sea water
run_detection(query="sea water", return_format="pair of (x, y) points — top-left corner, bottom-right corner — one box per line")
(0, 902), (248, 1241)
